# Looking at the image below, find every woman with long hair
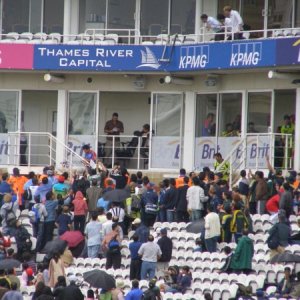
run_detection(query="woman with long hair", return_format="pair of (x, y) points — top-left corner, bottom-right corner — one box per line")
(48, 252), (65, 288)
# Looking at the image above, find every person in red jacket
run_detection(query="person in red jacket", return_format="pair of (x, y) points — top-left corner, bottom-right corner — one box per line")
(72, 191), (88, 234)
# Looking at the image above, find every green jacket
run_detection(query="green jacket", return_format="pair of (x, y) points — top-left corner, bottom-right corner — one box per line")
(230, 236), (254, 270)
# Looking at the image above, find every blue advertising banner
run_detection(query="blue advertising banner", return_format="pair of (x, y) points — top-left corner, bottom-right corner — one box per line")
(276, 37), (300, 66)
(33, 39), (276, 72)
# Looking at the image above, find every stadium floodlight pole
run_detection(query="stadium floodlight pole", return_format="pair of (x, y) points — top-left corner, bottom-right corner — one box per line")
(44, 73), (65, 83)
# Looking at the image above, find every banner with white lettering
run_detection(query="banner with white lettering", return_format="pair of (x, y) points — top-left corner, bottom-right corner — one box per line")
(151, 136), (180, 169)
(33, 40), (276, 72)
(194, 136), (270, 170)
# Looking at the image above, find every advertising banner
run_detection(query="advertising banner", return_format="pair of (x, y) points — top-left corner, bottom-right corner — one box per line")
(0, 44), (33, 69)
(33, 39), (276, 72)
(194, 136), (270, 170)
(151, 136), (180, 169)
(276, 37), (300, 66)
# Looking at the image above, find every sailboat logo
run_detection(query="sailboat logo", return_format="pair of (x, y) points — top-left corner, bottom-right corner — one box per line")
(137, 47), (160, 69)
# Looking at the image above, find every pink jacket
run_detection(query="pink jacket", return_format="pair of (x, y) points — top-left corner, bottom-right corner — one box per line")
(73, 191), (88, 216)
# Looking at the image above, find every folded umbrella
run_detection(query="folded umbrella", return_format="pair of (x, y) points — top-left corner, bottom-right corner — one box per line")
(103, 188), (130, 203)
(60, 230), (85, 248)
(270, 252), (300, 264)
(83, 269), (116, 290)
(0, 259), (21, 270)
(42, 239), (68, 255)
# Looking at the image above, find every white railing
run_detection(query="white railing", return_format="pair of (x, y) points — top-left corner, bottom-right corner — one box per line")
(98, 134), (149, 169)
(6, 132), (86, 172)
(0, 26), (299, 45)
(216, 133), (293, 188)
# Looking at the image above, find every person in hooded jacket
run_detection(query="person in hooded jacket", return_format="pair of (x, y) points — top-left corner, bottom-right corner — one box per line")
(230, 229), (254, 274)
(72, 191), (88, 234)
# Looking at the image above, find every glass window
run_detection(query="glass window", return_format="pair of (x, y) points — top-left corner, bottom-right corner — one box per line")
(107, 0), (135, 29)
(268, 0), (293, 28)
(195, 94), (217, 137)
(68, 93), (97, 135)
(44, 0), (64, 33)
(141, 0), (169, 35)
(295, 0), (300, 27)
(241, 0), (264, 31)
(79, 0), (107, 33)
(171, 0), (195, 34)
(218, 0), (240, 13)
(247, 92), (271, 133)
(2, 0), (29, 33)
(29, 0), (42, 33)
(151, 93), (183, 169)
(219, 93), (242, 137)
(0, 91), (19, 133)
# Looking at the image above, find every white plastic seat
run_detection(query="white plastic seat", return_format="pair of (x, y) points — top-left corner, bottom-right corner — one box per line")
(273, 29), (284, 37)
(0, 32), (19, 43)
(155, 34), (169, 45)
(103, 33), (118, 45)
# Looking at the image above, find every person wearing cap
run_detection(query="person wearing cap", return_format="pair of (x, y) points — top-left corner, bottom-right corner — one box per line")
(125, 279), (143, 300)
(52, 175), (70, 199)
(133, 218), (149, 244)
(157, 228), (173, 276)
(138, 235), (162, 280)
(111, 280), (125, 300)
(0, 193), (18, 235)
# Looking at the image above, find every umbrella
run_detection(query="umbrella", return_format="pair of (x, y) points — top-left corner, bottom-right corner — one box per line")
(270, 252), (300, 264)
(42, 239), (68, 254)
(0, 259), (21, 270)
(83, 270), (116, 290)
(60, 231), (85, 248)
(103, 188), (130, 203)
(186, 220), (205, 234)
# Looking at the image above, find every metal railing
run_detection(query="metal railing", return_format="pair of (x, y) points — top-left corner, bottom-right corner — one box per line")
(216, 133), (293, 188)
(0, 26), (299, 45)
(5, 132), (86, 172)
(98, 134), (149, 170)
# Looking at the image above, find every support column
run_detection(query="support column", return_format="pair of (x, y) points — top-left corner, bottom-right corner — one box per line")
(56, 90), (68, 167)
(195, 0), (203, 39)
(63, 0), (71, 42)
(294, 88), (300, 171)
(70, 0), (80, 36)
(182, 92), (196, 171)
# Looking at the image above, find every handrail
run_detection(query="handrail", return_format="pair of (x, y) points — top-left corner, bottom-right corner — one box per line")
(216, 133), (294, 188)
(1, 26), (299, 45)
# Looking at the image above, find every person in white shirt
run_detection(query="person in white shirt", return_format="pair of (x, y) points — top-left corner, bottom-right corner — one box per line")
(201, 14), (221, 32)
(204, 204), (221, 253)
(223, 5), (243, 39)
(186, 177), (208, 221)
(102, 212), (113, 236)
(217, 13), (233, 40)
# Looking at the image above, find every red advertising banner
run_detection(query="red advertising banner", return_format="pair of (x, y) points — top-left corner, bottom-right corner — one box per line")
(0, 44), (33, 69)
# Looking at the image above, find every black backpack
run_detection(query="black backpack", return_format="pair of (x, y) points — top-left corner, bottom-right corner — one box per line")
(5, 203), (17, 227)
(131, 194), (141, 212)
(23, 188), (32, 201)
(142, 289), (157, 300)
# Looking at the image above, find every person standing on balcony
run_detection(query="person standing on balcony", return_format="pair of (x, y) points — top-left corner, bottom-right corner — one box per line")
(104, 113), (124, 167)
(223, 6), (243, 40)
(82, 144), (97, 169)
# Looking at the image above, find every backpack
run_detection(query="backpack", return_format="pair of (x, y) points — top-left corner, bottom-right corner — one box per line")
(29, 205), (40, 224)
(131, 194), (141, 212)
(108, 237), (120, 254)
(23, 189), (32, 201)
(142, 289), (157, 300)
(5, 203), (16, 227)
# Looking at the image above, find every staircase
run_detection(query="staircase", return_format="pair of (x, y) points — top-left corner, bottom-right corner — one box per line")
(1, 132), (86, 173)
(216, 133), (293, 188)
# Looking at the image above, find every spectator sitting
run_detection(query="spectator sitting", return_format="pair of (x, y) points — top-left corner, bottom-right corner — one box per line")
(193, 238), (202, 252)
(218, 246), (233, 274)
(125, 279), (143, 300)
(168, 266), (192, 294)
(277, 267), (293, 296)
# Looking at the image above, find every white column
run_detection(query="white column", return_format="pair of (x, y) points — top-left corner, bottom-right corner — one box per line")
(70, 0), (80, 35)
(56, 90), (68, 167)
(195, 0), (202, 38)
(182, 92), (196, 171)
(63, 0), (71, 42)
(294, 88), (300, 171)
(135, 0), (141, 44)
